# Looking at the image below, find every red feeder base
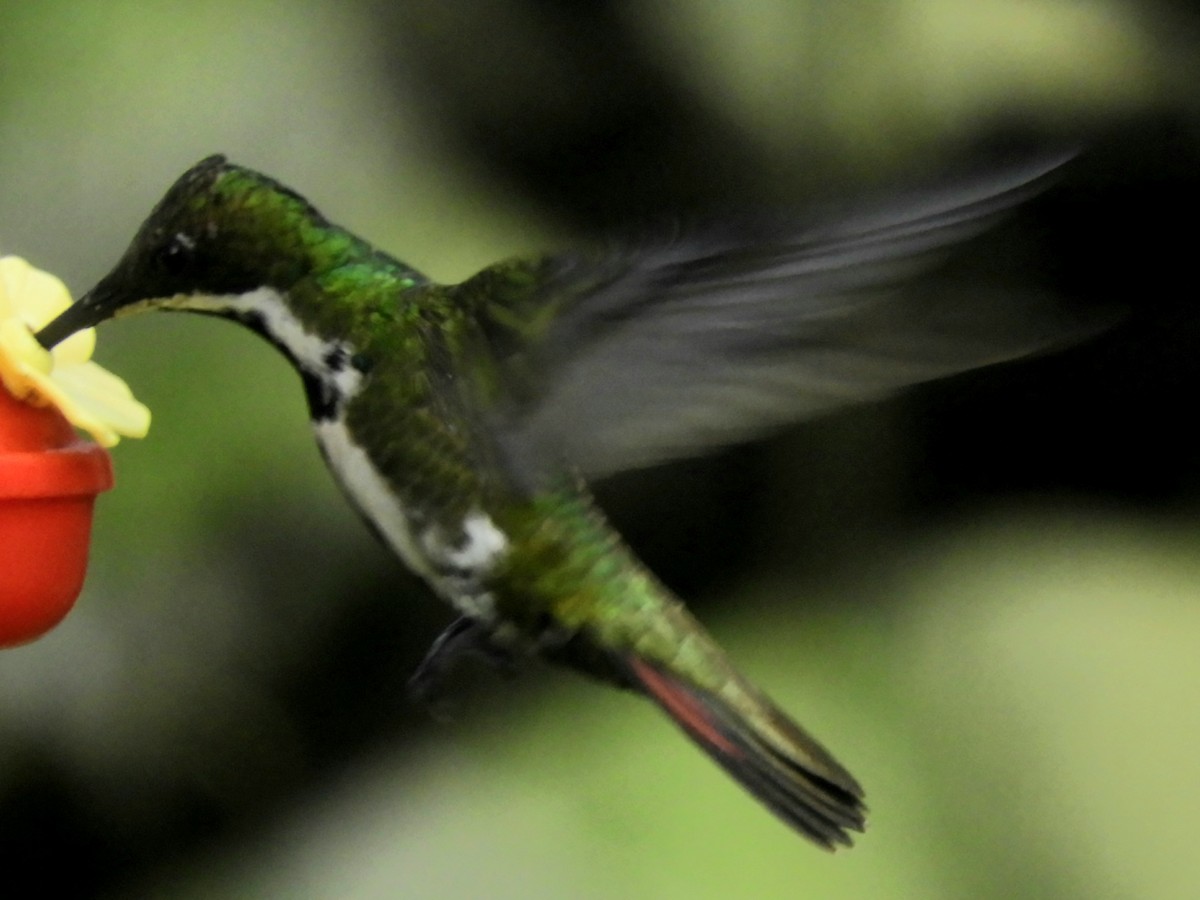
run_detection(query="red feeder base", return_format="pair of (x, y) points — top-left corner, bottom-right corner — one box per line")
(0, 387), (113, 647)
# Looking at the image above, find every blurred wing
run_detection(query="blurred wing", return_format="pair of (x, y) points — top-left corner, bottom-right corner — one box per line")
(455, 155), (1087, 483)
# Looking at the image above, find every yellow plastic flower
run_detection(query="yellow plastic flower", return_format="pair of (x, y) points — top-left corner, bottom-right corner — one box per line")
(0, 256), (149, 447)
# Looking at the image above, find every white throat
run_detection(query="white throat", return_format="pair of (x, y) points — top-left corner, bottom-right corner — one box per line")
(165, 286), (363, 405)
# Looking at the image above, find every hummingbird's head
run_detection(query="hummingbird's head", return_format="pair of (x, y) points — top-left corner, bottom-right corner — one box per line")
(38, 154), (331, 349)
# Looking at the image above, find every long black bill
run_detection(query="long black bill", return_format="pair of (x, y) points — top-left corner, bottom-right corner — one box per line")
(37, 290), (109, 350)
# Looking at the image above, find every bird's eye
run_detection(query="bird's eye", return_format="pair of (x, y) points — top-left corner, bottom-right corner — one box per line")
(156, 233), (196, 276)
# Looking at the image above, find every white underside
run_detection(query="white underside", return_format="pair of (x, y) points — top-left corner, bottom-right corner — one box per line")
(313, 418), (435, 580)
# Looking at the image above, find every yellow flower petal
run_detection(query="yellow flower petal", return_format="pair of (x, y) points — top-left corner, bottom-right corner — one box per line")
(52, 326), (97, 368)
(49, 362), (151, 445)
(0, 256), (97, 365)
(0, 255), (150, 446)
(1, 256), (68, 321)
(0, 318), (53, 399)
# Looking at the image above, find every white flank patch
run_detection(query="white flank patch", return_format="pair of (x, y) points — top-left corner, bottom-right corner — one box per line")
(433, 512), (510, 572)
(418, 511), (510, 619)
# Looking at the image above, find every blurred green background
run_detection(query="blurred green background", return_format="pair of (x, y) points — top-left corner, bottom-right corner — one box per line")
(2, 2), (1199, 897)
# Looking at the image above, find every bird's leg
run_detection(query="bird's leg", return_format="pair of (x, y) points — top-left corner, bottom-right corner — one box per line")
(407, 616), (520, 709)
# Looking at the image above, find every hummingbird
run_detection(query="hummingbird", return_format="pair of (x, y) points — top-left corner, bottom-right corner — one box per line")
(38, 153), (1080, 848)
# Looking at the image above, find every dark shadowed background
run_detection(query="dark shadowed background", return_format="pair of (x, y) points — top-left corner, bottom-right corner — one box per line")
(2, 2), (1199, 897)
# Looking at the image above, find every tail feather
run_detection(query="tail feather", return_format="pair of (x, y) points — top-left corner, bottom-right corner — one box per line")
(626, 655), (866, 848)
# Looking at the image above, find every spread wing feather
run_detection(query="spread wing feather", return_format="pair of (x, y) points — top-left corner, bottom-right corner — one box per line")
(454, 155), (1087, 483)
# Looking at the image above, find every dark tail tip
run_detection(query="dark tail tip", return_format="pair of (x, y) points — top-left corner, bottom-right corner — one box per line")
(627, 655), (866, 849)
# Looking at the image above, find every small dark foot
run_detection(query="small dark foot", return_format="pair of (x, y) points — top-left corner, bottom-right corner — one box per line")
(407, 616), (520, 715)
